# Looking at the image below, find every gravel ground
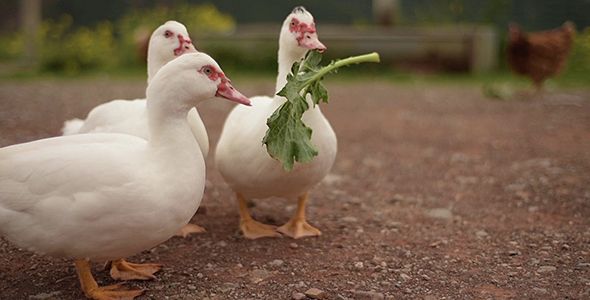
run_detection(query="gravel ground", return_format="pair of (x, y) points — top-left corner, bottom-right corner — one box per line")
(0, 78), (589, 300)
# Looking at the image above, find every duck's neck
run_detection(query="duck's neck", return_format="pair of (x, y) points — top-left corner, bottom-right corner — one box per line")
(145, 77), (201, 159)
(272, 44), (315, 110)
(146, 59), (164, 85)
(275, 42), (308, 94)
(147, 51), (174, 85)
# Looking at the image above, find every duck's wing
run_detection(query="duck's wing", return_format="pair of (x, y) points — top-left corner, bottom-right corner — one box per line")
(0, 134), (146, 215)
(0, 134), (147, 253)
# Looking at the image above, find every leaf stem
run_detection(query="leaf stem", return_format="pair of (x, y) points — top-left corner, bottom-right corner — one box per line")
(297, 52), (381, 93)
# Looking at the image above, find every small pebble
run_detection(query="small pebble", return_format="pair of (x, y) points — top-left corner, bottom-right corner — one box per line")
(537, 266), (557, 273)
(354, 291), (384, 300)
(270, 259), (285, 267)
(305, 288), (326, 299)
(476, 230), (489, 238)
(290, 243), (299, 249)
(533, 287), (549, 294)
(293, 292), (307, 300)
(222, 282), (238, 290)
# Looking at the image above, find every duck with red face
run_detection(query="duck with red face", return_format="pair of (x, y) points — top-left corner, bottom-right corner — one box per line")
(216, 6), (336, 240)
(288, 10), (326, 52)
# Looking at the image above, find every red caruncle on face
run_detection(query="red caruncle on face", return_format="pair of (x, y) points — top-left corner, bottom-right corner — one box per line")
(199, 65), (223, 82)
(289, 18), (317, 45)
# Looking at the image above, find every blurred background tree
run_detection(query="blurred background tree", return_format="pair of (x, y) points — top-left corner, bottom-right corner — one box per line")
(0, 0), (588, 76)
(2, 0), (586, 32)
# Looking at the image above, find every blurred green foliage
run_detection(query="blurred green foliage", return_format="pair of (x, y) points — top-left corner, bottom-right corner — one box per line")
(40, 15), (118, 74)
(0, 32), (23, 61)
(0, 2), (235, 74)
(568, 27), (590, 74)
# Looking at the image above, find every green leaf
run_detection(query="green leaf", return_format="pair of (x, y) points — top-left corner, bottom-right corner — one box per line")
(262, 99), (318, 172)
(263, 50), (380, 171)
(306, 79), (329, 105)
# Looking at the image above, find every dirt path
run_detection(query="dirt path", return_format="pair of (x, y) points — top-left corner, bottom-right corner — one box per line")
(0, 80), (589, 299)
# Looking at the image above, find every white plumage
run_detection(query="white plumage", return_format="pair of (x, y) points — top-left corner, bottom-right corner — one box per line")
(215, 7), (335, 239)
(0, 52), (250, 299)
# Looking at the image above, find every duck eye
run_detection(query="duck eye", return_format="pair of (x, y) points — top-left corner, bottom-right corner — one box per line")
(164, 30), (172, 37)
(204, 67), (212, 75)
(291, 21), (296, 27)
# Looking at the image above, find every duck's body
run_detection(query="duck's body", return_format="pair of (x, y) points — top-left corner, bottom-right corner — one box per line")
(215, 6), (334, 239)
(0, 131), (203, 262)
(217, 96), (336, 200)
(0, 53), (250, 299)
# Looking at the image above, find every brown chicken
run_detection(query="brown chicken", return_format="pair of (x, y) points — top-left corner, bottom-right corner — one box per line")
(507, 21), (575, 91)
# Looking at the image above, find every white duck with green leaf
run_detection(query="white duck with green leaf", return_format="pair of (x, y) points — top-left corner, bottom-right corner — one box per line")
(215, 6), (335, 239)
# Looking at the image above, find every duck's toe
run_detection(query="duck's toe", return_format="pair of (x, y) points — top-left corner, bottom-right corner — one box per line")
(277, 218), (321, 239)
(175, 223), (206, 238)
(240, 218), (281, 239)
(105, 259), (162, 281)
(85, 282), (144, 300)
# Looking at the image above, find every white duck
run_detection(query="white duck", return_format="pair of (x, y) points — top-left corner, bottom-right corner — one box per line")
(62, 21), (209, 157)
(215, 6), (334, 239)
(61, 21), (209, 237)
(0, 53), (251, 300)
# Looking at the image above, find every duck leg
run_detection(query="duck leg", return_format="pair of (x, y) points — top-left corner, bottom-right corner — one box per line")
(277, 192), (321, 239)
(104, 259), (162, 281)
(237, 193), (281, 239)
(75, 259), (143, 300)
(175, 223), (206, 238)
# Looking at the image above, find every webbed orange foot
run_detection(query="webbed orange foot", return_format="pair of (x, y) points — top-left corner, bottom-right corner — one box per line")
(105, 259), (162, 281)
(277, 217), (321, 239)
(85, 282), (144, 300)
(75, 259), (144, 300)
(240, 218), (281, 239)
